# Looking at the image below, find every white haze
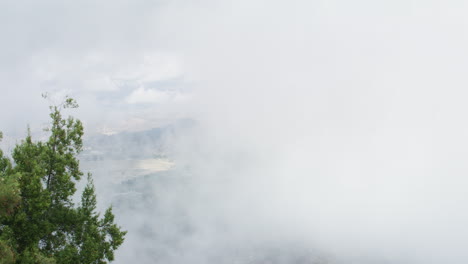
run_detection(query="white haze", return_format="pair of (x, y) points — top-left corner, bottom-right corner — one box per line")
(2, 0), (468, 263)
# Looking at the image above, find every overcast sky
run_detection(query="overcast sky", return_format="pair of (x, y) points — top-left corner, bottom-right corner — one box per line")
(0, 0), (193, 136)
(2, 0), (468, 136)
(3, 1), (468, 263)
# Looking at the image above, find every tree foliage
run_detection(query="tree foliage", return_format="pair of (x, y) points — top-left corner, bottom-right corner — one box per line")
(0, 97), (126, 263)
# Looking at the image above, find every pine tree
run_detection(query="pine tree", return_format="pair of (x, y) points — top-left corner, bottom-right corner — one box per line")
(0, 97), (126, 263)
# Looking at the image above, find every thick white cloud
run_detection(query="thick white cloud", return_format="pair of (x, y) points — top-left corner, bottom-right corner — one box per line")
(126, 87), (170, 104)
(3, 0), (468, 263)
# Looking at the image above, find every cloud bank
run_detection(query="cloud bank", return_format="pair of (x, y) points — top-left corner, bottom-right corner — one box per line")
(3, 0), (468, 263)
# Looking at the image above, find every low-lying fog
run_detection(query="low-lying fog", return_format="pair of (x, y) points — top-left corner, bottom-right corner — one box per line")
(3, 0), (468, 263)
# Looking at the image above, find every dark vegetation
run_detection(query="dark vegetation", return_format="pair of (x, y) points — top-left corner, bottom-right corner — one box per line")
(0, 98), (126, 264)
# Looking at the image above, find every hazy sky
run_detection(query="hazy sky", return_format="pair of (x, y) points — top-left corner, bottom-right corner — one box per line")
(3, 1), (468, 263)
(0, 0), (191, 136)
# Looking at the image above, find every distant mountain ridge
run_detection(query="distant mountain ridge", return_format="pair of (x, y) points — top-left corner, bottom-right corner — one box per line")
(81, 118), (195, 161)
